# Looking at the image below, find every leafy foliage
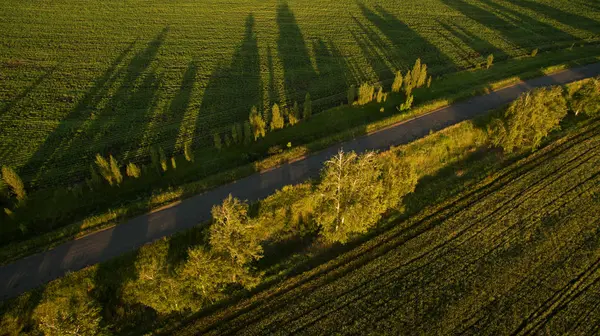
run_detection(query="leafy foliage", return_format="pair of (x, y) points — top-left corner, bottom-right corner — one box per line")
(570, 77), (600, 116)
(126, 163), (141, 179)
(357, 83), (375, 105)
(249, 105), (266, 140)
(489, 86), (568, 152)
(270, 103), (285, 131)
(1, 166), (26, 202)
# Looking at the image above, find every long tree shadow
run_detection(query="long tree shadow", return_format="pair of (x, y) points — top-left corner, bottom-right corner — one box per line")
(312, 39), (356, 109)
(504, 0), (600, 35)
(277, 2), (317, 104)
(196, 14), (261, 146)
(358, 3), (457, 75)
(439, 21), (509, 64)
(138, 60), (198, 158)
(23, 27), (168, 189)
(351, 16), (396, 82)
(440, 0), (578, 55)
(0, 66), (57, 117)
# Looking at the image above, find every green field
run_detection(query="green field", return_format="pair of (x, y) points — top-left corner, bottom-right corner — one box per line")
(1, 0), (599, 189)
(173, 119), (600, 335)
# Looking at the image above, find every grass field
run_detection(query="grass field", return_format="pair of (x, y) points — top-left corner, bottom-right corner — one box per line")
(2, 0), (600, 258)
(172, 119), (600, 335)
(1, 0), (599, 189)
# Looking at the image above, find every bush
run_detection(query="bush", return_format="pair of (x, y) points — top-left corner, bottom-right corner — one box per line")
(158, 147), (167, 172)
(392, 71), (403, 93)
(1, 166), (26, 202)
(358, 83), (375, 105)
(398, 95), (414, 111)
(249, 105), (266, 139)
(289, 101), (300, 126)
(570, 77), (600, 116)
(531, 48), (538, 57)
(347, 85), (356, 105)
(213, 133), (222, 150)
(486, 54), (494, 69)
(303, 93), (312, 120)
(126, 162), (141, 178)
(489, 86), (567, 152)
(270, 103), (284, 131)
(184, 141), (194, 162)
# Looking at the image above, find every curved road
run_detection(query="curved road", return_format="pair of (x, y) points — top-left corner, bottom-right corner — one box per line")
(2, 63), (600, 300)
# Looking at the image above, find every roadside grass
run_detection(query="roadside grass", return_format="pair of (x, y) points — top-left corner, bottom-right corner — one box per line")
(2, 48), (600, 265)
(1, 98), (598, 335)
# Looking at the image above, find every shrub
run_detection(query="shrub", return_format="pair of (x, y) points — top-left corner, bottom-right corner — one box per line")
(531, 48), (538, 57)
(289, 101), (300, 125)
(171, 157), (177, 170)
(158, 147), (167, 172)
(303, 93), (312, 120)
(347, 85), (356, 105)
(243, 121), (253, 144)
(376, 87), (384, 103)
(270, 103), (284, 131)
(1, 166), (26, 202)
(398, 94), (414, 111)
(358, 83), (375, 105)
(490, 86), (567, 152)
(486, 54), (494, 69)
(570, 77), (600, 116)
(213, 133), (222, 150)
(427, 76), (432, 88)
(249, 105), (266, 140)
(184, 141), (194, 162)
(109, 155), (122, 185)
(231, 123), (240, 144)
(126, 162), (141, 178)
(392, 71), (403, 93)
(94, 154), (114, 186)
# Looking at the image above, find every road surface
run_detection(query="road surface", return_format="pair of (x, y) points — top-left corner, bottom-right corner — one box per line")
(2, 62), (600, 300)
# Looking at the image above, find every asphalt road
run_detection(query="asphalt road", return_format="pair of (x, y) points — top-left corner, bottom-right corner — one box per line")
(2, 62), (600, 301)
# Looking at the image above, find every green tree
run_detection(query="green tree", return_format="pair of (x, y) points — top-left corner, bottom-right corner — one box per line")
(270, 103), (284, 131)
(303, 92), (312, 120)
(289, 101), (300, 126)
(486, 54), (494, 69)
(412, 58), (422, 88)
(158, 147), (167, 172)
(224, 134), (232, 147)
(150, 147), (160, 173)
(392, 71), (403, 93)
(531, 48), (538, 57)
(490, 86), (568, 152)
(347, 85), (356, 105)
(210, 195), (263, 268)
(87, 164), (102, 190)
(378, 152), (418, 209)
(376, 87), (385, 103)
(1, 166), (26, 202)
(417, 63), (427, 88)
(126, 162), (141, 178)
(243, 121), (253, 145)
(94, 154), (114, 186)
(404, 70), (413, 96)
(570, 77), (600, 116)
(213, 133), (222, 150)
(315, 151), (387, 243)
(398, 94), (414, 111)
(34, 290), (104, 336)
(171, 157), (177, 169)
(109, 155), (122, 185)
(249, 105), (266, 140)
(184, 141), (194, 162)
(358, 83), (375, 105)
(231, 123), (240, 144)
(427, 76), (432, 88)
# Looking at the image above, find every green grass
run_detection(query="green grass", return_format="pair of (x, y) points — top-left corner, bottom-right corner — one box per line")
(172, 118), (600, 335)
(1, 98), (598, 335)
(2, 0), (600, 257)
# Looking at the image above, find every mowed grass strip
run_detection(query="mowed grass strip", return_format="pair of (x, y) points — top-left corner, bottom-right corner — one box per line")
(174, 119), (600, 335)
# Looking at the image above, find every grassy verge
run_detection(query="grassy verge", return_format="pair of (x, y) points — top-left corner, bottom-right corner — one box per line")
(2, 45), (600, 265)
(1, 94), (597, 335)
